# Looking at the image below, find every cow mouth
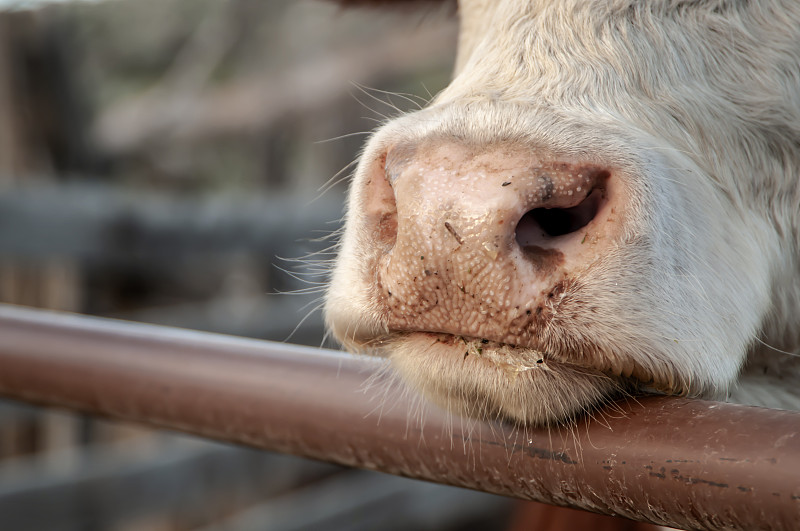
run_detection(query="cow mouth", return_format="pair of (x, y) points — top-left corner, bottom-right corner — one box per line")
(390, 330), (607, 376)
(413, 332), (554, 374)
(383, 330), (626, 425)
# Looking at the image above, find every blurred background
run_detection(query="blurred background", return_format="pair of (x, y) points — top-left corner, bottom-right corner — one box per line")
(0, 0), (516, 529)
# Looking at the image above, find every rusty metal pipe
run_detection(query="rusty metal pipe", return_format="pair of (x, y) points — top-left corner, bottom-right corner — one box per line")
(0, 304), (796, 529)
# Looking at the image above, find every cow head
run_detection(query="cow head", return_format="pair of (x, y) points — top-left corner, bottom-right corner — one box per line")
(325, 0), (800, 425)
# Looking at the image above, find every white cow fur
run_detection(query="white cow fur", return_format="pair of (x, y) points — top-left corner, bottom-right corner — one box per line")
(325, 0), (800, 424)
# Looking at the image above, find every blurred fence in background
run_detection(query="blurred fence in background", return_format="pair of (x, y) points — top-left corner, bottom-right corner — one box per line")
(0, 1), (519, 529)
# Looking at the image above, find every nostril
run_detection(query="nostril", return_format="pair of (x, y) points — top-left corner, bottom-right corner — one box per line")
(529, 187), (603, 237)
(364, 152), (399, 248)
(515, 183), (605, 246)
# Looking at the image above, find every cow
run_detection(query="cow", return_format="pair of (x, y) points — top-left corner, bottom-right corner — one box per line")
(324, 0), (800, 429)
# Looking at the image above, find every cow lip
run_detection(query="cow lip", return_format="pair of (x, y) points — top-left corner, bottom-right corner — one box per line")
(422, 331), (537, 351)
(401, 330), (555, 373)
(398, 330), (640, 383)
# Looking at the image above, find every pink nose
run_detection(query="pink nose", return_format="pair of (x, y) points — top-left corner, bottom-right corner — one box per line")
(362, 141), (619, 346)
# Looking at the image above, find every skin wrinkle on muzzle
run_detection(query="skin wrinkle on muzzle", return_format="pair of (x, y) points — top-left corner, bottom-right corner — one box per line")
(325, 0), (800, 425)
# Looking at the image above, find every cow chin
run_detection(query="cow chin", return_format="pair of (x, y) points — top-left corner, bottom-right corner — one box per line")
(384, 332), (621, 426)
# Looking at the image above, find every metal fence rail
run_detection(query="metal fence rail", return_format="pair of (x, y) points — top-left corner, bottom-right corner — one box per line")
(0, 304), (796, 530)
